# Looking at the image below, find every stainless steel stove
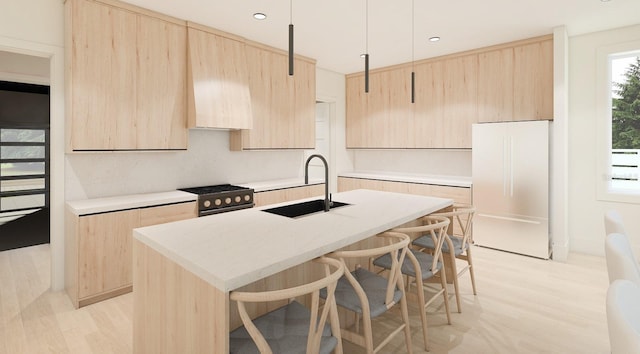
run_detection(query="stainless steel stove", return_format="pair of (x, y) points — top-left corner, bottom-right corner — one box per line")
(179, 184), (254, 217)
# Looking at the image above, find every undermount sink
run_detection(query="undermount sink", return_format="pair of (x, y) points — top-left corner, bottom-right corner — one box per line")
(262, 199), (350, 218)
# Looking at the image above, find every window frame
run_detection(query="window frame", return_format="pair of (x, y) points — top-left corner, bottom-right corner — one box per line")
(596, 40), (640, 204)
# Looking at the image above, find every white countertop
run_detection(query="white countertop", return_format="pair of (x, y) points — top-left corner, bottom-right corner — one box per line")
(66, 191), (197, 216)
(235, 178), (324, 192)
(339, 172), (472, 188)
(133, 189), (452, 292)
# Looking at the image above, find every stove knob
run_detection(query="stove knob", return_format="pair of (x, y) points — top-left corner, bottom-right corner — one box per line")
(203, 200), (211, 208)
(214, 199), (222, 206)
(244, 195), (251, 202)
(225, 197), (232, 204)
(234, 196), (241, 203)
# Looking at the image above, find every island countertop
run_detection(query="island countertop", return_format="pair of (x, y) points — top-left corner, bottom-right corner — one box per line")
(133, 189), (452, 292)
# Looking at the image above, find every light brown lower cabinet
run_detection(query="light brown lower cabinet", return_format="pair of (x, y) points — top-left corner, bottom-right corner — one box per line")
(65, 201), (197, 308)
(337, 177), (471, 204)
(338, 176), (471, 235)
(253, 184), (325, 207)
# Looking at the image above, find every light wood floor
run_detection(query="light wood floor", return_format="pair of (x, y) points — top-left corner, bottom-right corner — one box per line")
(0, 244), (609, 353)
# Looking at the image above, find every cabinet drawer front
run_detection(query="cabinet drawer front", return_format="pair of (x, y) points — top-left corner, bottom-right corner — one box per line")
(139, 202), (197, 227)
(429, 185), (472, 204)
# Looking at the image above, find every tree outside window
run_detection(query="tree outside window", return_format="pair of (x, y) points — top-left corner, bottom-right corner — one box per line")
(612, 56), (640, 149)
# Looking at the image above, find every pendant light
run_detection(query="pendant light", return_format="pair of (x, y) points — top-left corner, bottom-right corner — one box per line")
(411, 0), (415, 103)
(364, 0), (369, 93)
(288, 0), (294, 76)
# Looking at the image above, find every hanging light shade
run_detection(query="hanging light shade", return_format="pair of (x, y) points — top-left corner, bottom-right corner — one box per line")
(411, 0), (415, 103)
(364, 0), (369, 93)
(288, 0), (294, 76)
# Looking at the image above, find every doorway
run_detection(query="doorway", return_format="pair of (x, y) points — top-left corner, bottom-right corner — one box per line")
(305, 101), (334, 187)
(0, 77), (50, 251)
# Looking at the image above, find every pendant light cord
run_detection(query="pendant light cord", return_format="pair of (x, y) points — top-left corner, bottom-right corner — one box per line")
(411, 0), (415, 103)
(412, 0), (415, 70)
(366, 0), (369, 54)
(364, 0), (369, 93)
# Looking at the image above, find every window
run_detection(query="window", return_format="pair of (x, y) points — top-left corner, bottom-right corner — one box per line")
(0, 81), (50, 215)
(597, 41), (640, 203)
(0, 128), (49, 213)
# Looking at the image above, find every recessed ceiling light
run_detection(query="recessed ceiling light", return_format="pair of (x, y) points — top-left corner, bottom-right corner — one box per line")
(253, 13), (267, 20)
(429, 36), (441, 42)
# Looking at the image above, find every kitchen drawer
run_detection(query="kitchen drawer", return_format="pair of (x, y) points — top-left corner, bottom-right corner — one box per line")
(139, 201), (197, 227)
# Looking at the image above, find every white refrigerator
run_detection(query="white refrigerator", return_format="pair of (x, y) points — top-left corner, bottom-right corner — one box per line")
(472, 121), (550, 259)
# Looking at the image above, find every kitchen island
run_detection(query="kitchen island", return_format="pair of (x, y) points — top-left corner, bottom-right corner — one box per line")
(132, 189), (452, 353)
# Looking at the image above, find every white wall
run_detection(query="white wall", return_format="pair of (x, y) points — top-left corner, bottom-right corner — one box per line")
(568, 24), (640, 256)
(65, 132), (306, 200)
(352, 149), (471, 177)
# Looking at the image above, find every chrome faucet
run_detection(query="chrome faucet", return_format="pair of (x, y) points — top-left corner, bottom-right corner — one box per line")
(304, 154), (331, 212)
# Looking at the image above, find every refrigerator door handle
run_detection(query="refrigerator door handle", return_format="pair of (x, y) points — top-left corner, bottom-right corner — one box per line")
(503, 137), (508, 196)
(510, 136), (514, 197)
(477, 213), (542, 225)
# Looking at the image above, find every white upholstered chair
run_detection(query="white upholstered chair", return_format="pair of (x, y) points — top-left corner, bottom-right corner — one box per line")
(606, 279), (640, 354)
(604, 233), (640, 286)
(605, 209), (627, 236)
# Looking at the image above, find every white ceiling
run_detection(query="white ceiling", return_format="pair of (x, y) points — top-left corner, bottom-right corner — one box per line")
(121, 0), (640, 74)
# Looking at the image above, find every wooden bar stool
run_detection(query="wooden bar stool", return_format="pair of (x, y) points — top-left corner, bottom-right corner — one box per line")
(373, 215), (452, 351)
(229, 256), (344, 354)
(323, 231), (413, 354)
(414, 204), (477, 313)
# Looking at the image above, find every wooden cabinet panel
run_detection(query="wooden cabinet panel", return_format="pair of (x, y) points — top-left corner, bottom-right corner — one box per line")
(513, 39), (554, 120)
(346, 75), (368, 148)
(414, 60), (445, 148)
(345, 35), (553, 148)
(66, 201), (197, 308)
(442, 55), (478, 148)
(68, 0), (137, 150)
(254, 184), (325, 207)
(478, 37), (553, 122)
(230, 43), (316, 150)
(139, 201), (197, 226)
(478, 48), (514, 122)
(137, 15), (188, 149)
(291, 59), (317, 149)
(66, 0), (188, 151)
(187, 25), (252, 129)
(345, 67), (414, 148)
(77, 209), (139, 299)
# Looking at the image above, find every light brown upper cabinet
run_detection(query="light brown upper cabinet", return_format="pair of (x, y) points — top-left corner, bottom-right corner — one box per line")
(230, 42), (316, 150)
(65, 0), (188, 151)
(347, 55), (477, 149)
(345, 35), (553, 149)
(186, 23), (252, 130)
(478, 35), (553, 122)
(413, 55), (478, 148)
(346, 66), (414, 148)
